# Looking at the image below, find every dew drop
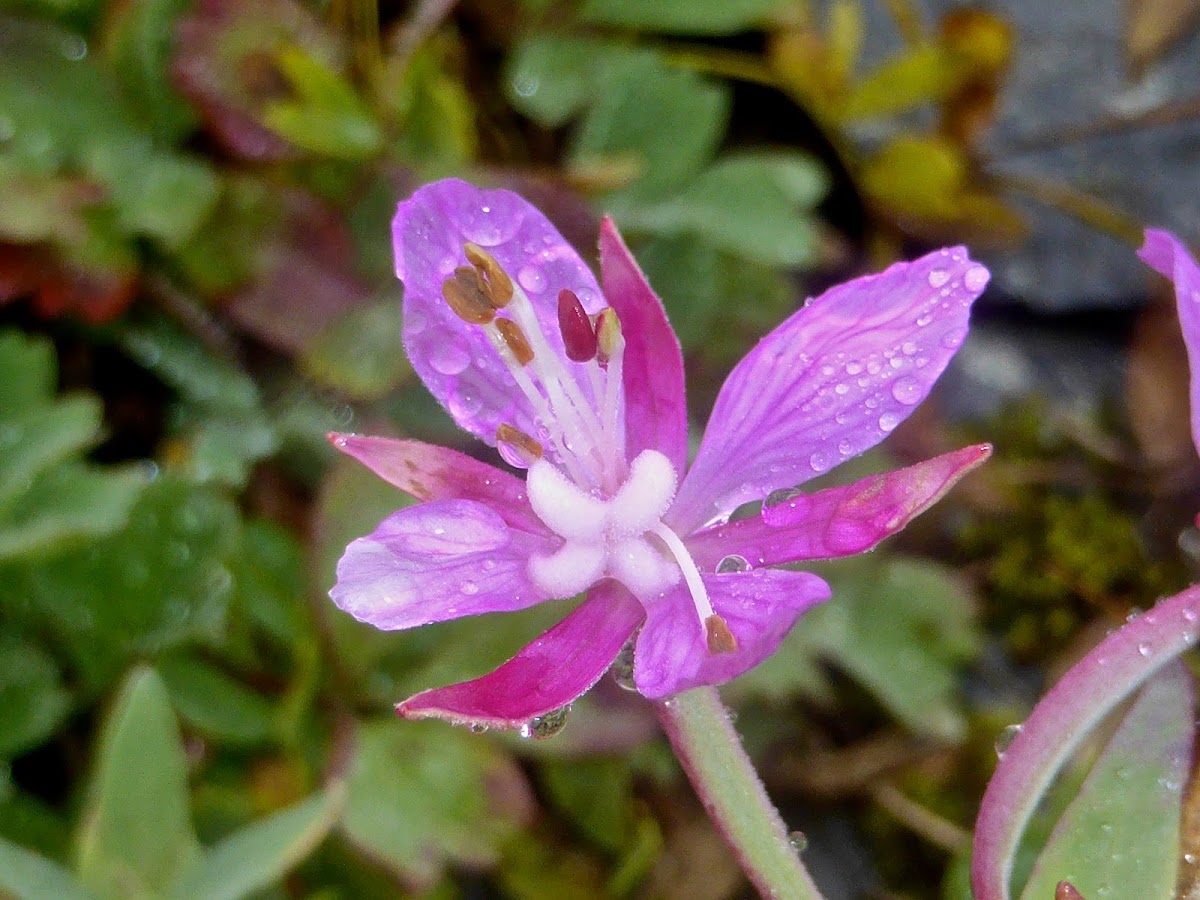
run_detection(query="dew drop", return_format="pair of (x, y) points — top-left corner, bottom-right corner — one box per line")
(809, 451), (832, 473)
(716, 555), (751, 574)
(995, 723), (1023, 756)
(837, 439), (853, 456)
(964, 264), (989, 292)
(460, 203), (520, 247)
(460, 580), (479, 595)
(469, 723), (489, 734)
(834, 383), (849, 395)
(517, 265), (546, 293)
(428, 336), (472, 375)
(788, 831), (808, 854)
(1138, 641), (1152, 657)
(845, 361), (863, 375)
(891, 376), (922, 405)
(878, 412), (900, 432)
(927, 269), (951, 289)
(611, 641), (637, 691)
(405, 311), (427, 334)
(901, 340), (917, 356)
(482, 558), (498, 572)
(916, 312), (934, 327)
(1184, 608), (1199, 623)
(520, 705), (571, 739)
(764, 487), (800, 509)
(941, 327), (967, 349)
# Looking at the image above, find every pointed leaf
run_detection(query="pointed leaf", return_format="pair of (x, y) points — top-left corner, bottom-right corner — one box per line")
(0, 835), (94, 900)
(1019, 662), (1193, 900)
(169, 790), (342, 900)
(76, 667), (200, 899)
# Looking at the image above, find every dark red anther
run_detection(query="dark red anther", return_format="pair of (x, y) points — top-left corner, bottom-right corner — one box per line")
(557, 289), (598, 362)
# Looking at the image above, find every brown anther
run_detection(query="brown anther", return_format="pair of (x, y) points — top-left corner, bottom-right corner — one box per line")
(704, 615), (739, 655)
(494, 317), (535, 366)
(496, 423), (543, 464)
(464, 242), (514, 308)
(442, 267), (495, 324)
(557, 289), (598, 362)
(595, 307), (623, 363)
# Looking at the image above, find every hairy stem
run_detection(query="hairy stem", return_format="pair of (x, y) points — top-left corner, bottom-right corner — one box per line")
(655, 687), (825, 899)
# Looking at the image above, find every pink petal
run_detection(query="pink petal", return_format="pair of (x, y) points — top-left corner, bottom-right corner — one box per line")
(330, 499), (557, 630)
(686, 444), (992, 569)
(971, 583), (1200, 900)
(599, 217), (689, 473)
(633, 570), (830, 699)
(1139, 228), (1200, 460)
(669, 247), (989, 533)
(397, 580), (644, 729)
(394, 179), (605, 447)
(328, 433), (544, 533)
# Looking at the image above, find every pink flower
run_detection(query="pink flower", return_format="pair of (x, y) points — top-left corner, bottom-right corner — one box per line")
(329, 178), (992, 730)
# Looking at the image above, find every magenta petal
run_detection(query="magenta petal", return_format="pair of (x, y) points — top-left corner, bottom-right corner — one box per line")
(633, 570), (830, 699)
(971, 584), (1200, 900)
(599, 217), (689, 472)
(328, 433), (543, 533)
(330, 499), (557, 630)
(1139, 228), (1200, 459)
(394, 179), (604, 446)
(669, 247), (989, 533)
(397, 580), (645, 729)
(686, 444), (992, 569)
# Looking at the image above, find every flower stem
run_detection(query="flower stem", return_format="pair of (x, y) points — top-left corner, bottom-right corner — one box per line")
(655, 687), (825, 899)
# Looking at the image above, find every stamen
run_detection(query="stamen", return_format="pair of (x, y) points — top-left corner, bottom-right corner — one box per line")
(441, 268), (495, 324)
(595, 307), (622, 363)
(495, 318), (535, 366)
(558, 289), (598, 362)
(463, 243), (513, 307)
(705, 615), (739, 654)
(496, 423), (543, 466)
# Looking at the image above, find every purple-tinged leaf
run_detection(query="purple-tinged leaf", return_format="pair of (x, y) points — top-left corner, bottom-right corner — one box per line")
(398, 581), (644, 729)
(1018, 661), (1193, 900)
(972, 584), (1200, 900)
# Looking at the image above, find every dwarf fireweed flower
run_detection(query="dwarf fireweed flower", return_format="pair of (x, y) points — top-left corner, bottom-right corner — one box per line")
(328, 179), (992, 732)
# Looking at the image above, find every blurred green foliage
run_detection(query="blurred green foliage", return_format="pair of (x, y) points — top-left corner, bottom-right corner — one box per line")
(0, 0), (1190, 896)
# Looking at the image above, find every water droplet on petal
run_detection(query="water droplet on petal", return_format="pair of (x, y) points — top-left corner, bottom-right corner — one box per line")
(878, 412), (899, 432)
(845, 361), (863, 375)
(916, 312), (934, 327)
(469, 722), (489, 734)
(927, 269), (951, 288)
(611, 641), (637, 691)
(901, 341), (917, 356)
(1138, 641), (1152, 657)
(405, 311), (427, 334)
(517, 265), (546, 293)
(964, 264), (989, 292)
(995, 723), (1022, 756)
(460, 580), (479, 595)
(891, 376), (922, 405)
(460, 203), (520, 247)
(520, 705), (571, 739)
(716, 555), (751, 573)
(809, 451), (832, 472)
(764, 487), (800, 509)
(428, 335), (472, 375)
(788, 831), (808, 854)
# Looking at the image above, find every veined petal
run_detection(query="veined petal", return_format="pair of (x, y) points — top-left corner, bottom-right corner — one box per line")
(686, 445), (992, 569)
(599, 217), (689, 472)
(328, 433), (544, 533)
(394, 179), (604, 445)
(1139, 229), (1200, 460)
(398, 580), (644, 729)
(330, 499), (556, 630)
(633, 570), (830, 698)
(669, 248), (989, 533)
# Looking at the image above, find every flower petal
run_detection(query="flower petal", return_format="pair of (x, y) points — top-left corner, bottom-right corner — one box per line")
(1138, 229), (1200, 459)
(328, 433), (544, 533)
(397, 580), (644, 729)
(599, 217), (688, 472)
(633, 570), (830, 698)
(669, 247), (989, 533)
(686, 444), (992, 569)
(394, 179), (604, 445)
(330, 499), (556, 630)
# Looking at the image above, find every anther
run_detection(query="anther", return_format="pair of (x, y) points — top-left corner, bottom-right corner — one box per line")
(463, 243), (514, 308)
(558, 289), (598, 362)
(494, 318), (535, 366)
(496, 423), (543, 465)
(705, 615), (739, 655)
(442, 268), (495, 324)
(595, 307), (623, 363)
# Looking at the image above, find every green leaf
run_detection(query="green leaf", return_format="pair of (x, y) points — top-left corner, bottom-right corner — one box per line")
(0, 331), (55, 416)
(262, 46), (383, 160)
(628, 234), (723, 349)
(540, 758), (634, 853)
(0, 835), (94, 900)
(623, 152), (827, 266)
(842, 44), (958, 120)
(231, 520), (313, 647)
(505, 36), (638, 128)
(158, 654), (275, 746)
(0, 637), (72, 758)
(386, 41), (478, 165)
(169, 790), (342, 900)
(570, 53), (729, 200)
(88, 149), (219, 249)
(301, 298), (408, 400)
(341, 720), (532, 890)
(0, 396), (103, 507)
(579, 0), (785, 35)
(76, 667), (200, 899)
(1018, 662), (1192, 900)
